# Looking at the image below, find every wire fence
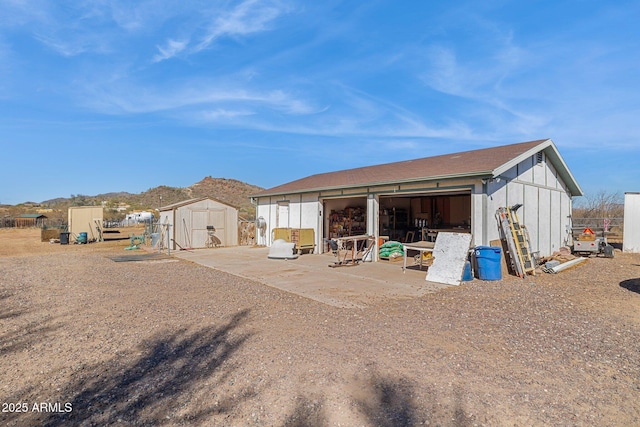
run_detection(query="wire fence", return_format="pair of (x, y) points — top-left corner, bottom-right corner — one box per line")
(572, 217), (623, 230)
(0, 218), (154, 229)
(572, 217), (624, 241)
(0, 218), (67, 229)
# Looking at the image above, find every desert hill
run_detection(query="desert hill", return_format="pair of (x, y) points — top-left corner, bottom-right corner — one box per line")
(7, 177), (264, 221)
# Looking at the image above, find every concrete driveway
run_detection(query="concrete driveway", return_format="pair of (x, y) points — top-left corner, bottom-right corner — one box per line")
(173, 246), (451, 308)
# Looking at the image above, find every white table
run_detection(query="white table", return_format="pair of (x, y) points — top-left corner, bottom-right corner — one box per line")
(402, 241), (435, 272)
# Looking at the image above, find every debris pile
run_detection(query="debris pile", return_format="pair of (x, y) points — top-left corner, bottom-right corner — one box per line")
(537, 246), (586, 274)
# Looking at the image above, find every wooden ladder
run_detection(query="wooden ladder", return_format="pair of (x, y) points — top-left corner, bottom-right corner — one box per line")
(496, 205), (536, 277)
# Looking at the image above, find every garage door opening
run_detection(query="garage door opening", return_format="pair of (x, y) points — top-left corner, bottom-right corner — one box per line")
(324, 197), (367, 239)
(380, 193), (471, 242)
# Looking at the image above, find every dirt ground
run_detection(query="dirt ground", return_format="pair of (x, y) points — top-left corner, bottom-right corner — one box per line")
(1, 228), (639, 426)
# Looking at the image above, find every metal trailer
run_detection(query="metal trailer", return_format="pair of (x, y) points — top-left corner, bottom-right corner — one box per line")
(572, 227), (614, 257)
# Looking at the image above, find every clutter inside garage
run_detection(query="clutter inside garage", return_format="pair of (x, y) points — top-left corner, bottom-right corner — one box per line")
(325, 193), (471, 243)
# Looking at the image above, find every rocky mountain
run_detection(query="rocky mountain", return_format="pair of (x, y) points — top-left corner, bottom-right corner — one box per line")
(14, 177), (264, 220)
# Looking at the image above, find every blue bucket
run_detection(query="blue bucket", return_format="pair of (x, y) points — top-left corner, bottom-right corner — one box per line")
(77, 232), (88, 244)
(474, 246), (502, 280)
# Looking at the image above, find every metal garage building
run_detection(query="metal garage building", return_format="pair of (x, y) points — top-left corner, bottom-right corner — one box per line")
(159, 197), (238, 250)
(251, 139), (583, 260)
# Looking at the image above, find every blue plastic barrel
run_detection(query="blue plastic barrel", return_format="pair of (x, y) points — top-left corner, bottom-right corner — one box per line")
(77, 232), (88, 244)
(474, 246), (502, 280)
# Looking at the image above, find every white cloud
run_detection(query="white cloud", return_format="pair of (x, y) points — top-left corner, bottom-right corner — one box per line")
(33, 34), (88, 57)
(147, 0), (290, 63)
(193, 0), (287, 53)
(76, 77), (320, 119)
(153, 38), (189, 62)
(108, 0), (173, 32)
(201, 108), (255, 121)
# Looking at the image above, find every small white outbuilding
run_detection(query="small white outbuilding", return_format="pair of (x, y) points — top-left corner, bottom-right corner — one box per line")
(158, 197), (238, 250)
(623, 192), (640, 253)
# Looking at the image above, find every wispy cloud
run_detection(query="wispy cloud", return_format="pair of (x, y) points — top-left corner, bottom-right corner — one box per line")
(195, 0), (286, 51)
(151, 0), (290, 62)
(107, 1), (181, 32)
(153, 38), (189, 62)
(33, 34), (90, 57)
(76, 77), (319, 118)
(200, 108), (255, 121)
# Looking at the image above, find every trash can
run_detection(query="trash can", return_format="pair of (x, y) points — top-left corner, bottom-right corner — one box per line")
(474, 246), (502, 280)
(60, 232), (70, 245)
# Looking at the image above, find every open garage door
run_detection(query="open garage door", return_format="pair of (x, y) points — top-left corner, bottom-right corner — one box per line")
(379, 191), (471, 242)
(323, 197), (368, 239)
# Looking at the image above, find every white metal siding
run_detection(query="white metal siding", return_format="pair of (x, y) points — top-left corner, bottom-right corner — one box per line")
(525, 185), (541, 254)
(471, 184), (485, 246)
(484, 155), (572, 256)
(623, 193), (640, 253)
(536, 188), (551, 255)
(533, 154), (546, 186)
(519, 156), (535, 183)
(549, 190), (563, 253)
(546, 160), (559, 190)
(300, 195), (320, 229)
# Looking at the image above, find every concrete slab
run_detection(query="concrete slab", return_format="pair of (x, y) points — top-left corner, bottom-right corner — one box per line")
(173, 246), (451, 308)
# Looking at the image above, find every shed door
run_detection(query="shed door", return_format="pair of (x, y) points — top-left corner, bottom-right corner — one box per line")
(208, 209), (226, 246)
(190, 209), (227, 247)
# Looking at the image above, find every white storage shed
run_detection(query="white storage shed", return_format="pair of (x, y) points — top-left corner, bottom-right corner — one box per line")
(159, 197), (238, 250)
(251, 139), (583, 260)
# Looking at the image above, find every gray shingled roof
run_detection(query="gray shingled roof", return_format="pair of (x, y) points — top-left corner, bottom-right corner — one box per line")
(253, 139), (582, 197)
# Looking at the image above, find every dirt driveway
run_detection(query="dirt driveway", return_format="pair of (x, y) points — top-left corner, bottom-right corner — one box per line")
(1, 228), (640, 426)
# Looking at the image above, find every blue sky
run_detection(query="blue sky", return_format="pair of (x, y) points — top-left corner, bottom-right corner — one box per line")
(1, 0), (638, 205)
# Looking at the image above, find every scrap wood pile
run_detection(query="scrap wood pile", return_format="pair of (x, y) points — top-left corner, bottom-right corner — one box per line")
(536, 246), (587, 274)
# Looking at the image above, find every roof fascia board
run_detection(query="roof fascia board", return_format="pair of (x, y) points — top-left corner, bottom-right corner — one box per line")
(160, 196), (239, 211)
(251, 171), (492, 198)
(543, 146), (584, 196)
(159, 197), (207, 211)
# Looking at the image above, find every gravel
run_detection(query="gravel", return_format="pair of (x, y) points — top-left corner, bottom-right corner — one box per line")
(1, 230), (639, 426)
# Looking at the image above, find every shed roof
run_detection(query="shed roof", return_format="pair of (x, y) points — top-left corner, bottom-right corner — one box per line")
(253, 139), (583, 197)
(18, 214), (47, 219)
(159, 197), (238, 211)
